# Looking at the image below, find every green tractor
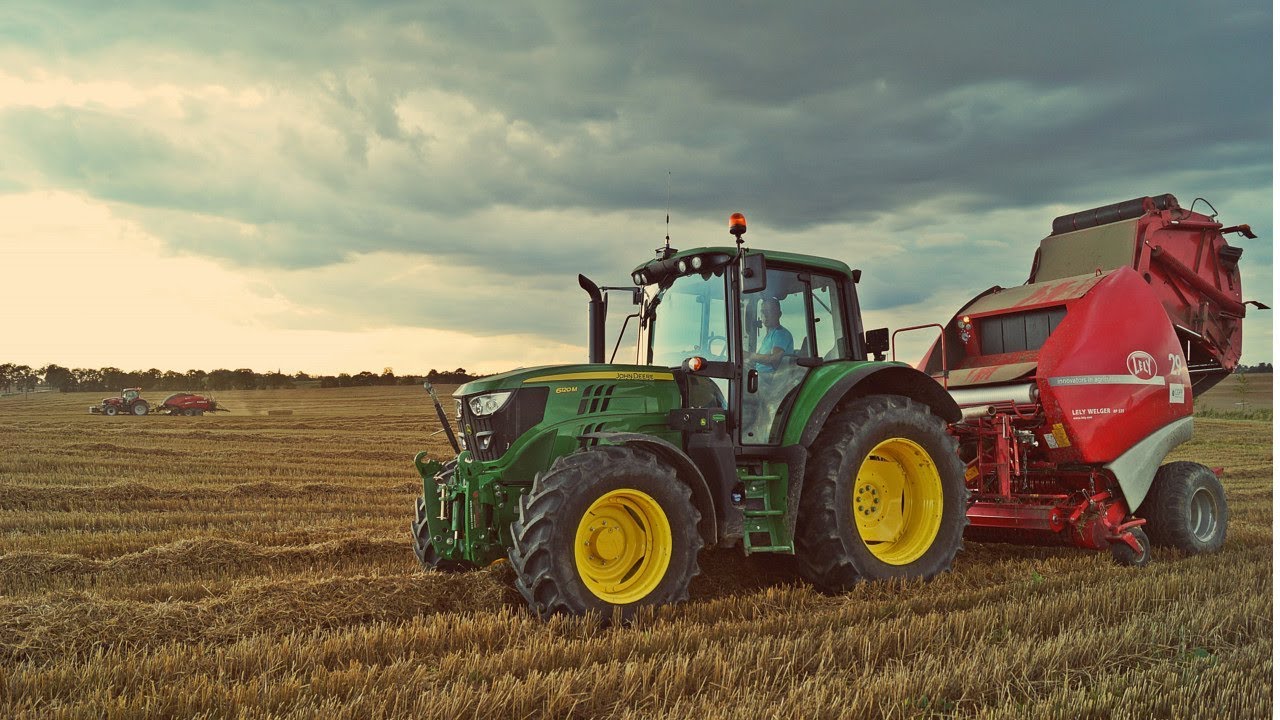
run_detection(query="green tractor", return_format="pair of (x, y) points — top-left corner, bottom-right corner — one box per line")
(412, 213), (967, 619)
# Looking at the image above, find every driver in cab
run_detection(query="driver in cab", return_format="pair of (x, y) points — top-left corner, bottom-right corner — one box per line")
(745, 297), (793, 373)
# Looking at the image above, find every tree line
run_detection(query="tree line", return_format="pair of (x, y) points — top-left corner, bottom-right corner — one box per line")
(0, 363), (481, 393)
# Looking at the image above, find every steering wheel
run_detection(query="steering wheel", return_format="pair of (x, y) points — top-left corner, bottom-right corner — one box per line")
(705, 335), (728, 360)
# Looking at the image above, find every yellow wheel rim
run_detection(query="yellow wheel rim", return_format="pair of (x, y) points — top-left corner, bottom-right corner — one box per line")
(574, 488), (672, 604)
(852, 437), (944, 565)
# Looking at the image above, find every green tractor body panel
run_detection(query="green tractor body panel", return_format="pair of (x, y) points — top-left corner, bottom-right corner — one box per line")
(418, 364), (686, 566)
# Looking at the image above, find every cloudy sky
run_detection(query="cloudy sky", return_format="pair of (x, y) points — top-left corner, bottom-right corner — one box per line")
(1, 1), (1272, 375)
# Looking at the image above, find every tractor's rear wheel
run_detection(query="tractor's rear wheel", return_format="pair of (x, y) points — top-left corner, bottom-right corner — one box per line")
(508, 446), (701, 620)
(1139, 461), (1228, 554)
(103, 405), (118, 416)
(132, 401), (149, 416)
(796, 395), (967, 593)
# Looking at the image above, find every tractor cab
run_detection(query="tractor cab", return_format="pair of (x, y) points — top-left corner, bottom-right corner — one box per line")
(121, 388), (140, 402)
(632, 245), (866, 445)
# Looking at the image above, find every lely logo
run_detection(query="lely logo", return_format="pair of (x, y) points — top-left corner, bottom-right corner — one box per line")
(1126, 350), (1157, 380)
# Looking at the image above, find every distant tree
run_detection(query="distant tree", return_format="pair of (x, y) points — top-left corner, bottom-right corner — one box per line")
(231, 368), (257, 390)
(261, 372), (295, 389)
(43, 364), (75, 392)
(319, 375), (339, 388)
(294, 371), (311, 381)
(207, 369), (235, 391)
(336, 373), (353, 387)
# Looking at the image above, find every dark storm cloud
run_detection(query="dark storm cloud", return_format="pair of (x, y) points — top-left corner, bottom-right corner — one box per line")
(0, 0), (1270, 356)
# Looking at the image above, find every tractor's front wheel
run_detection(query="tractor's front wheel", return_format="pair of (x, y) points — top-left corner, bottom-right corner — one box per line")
(1140, 461), (1228, 554)
(508, 446), (701, 620)
(796, 395), (967, 593)
(103, 405), (118, 416)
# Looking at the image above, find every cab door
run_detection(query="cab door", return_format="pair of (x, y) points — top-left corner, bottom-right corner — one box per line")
(739, 267), (850, 444)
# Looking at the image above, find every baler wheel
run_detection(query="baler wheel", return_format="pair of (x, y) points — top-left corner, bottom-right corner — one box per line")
(796, 394), (967, 592)
(1109, 527), (1151, 567)
(1140, 462), (1228, 554)
(508, 446), (701, 620)
(184, 408), (197, 416)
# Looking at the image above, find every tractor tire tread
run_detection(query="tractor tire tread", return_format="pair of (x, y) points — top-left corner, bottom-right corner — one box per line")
(508, 445), (701, 620)
(795, 394), (967, 593)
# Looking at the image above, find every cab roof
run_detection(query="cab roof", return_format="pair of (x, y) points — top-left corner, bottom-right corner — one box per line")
(632, 245), (855, 280)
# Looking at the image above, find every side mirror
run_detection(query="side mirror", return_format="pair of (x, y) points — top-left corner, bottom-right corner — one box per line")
(742, 253), (767, 294)
(864, 327), (890, 360)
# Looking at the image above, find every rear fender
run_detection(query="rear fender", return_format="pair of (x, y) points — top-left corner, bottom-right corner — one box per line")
(782, 362), (962, 448)
(580, 432), (718, 546)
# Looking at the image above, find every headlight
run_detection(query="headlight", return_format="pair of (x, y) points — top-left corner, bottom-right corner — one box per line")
(468, 391), (514, 417)
(677, 259), (688, 273)
(691, 255), (703, 270)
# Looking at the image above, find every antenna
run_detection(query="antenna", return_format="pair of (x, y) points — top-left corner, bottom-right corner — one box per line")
(665, 171), (671, 248)
(656, 171), (676, 259)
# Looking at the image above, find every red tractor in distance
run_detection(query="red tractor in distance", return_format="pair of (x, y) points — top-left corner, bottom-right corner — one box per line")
(90, 388), (151, 416)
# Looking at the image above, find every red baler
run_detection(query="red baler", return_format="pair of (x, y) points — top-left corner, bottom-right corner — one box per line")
(910, 194), (1266, 564)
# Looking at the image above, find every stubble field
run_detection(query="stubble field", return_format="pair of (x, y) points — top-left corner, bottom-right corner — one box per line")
(0, 385), (1272, 719)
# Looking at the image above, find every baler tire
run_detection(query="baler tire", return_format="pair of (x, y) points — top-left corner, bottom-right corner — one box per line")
(411, 462), (476, 573)
(796, 394), (967, 593)
(184, 409), (197, 416)
(1109, 526), (1152, 567)
(1140, 461), (1228, 554)
(507, 445), (701, 621)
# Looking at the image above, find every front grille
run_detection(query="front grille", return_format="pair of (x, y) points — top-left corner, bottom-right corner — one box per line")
(460, 387), (549, 462)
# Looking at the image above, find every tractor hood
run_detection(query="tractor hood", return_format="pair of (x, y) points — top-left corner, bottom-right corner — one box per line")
(454, 364), (676, 397)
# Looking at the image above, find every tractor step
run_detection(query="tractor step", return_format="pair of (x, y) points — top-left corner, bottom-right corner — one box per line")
(738, 464), (793, 555)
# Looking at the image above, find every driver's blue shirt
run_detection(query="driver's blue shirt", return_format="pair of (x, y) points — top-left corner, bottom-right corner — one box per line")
(754, 326), (794, 373)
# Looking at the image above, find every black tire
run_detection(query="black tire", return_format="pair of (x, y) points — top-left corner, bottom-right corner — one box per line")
(796, 394), (967, 593)
(132, 401), (149, 416)
(103, 405), (118, 416)
(1109, 526), (1152, 567)
(1139, 461), (1228, 553)
(508, 445), (701, 620)
(183, 408), (197, 416)
(411, 462), (477, 573)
